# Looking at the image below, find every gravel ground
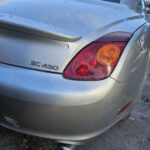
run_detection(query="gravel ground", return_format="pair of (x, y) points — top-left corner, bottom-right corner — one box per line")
(0, 76), (150, 150)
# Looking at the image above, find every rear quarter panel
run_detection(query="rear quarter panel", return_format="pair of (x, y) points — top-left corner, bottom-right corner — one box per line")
(111, 22), (150, 101)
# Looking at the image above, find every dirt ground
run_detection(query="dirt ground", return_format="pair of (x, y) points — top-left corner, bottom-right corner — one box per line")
(0, 75), (150, 150)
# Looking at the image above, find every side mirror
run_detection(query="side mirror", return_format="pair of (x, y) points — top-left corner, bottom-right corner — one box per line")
(144, 1), (150, 14)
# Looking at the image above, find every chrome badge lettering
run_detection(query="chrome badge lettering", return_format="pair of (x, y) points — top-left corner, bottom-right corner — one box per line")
(31, 60), (59, 71)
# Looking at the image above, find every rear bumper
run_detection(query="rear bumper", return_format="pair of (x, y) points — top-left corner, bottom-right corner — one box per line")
(0, 64), (134, 143)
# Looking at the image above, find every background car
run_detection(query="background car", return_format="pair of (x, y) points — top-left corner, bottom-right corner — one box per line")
(0, 0), (149, 150)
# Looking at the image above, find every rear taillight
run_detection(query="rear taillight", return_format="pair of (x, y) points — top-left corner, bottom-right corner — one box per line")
(63, 32), (131, 81)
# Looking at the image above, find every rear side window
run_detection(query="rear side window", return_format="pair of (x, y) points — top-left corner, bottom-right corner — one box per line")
(102, 0), (120, 3)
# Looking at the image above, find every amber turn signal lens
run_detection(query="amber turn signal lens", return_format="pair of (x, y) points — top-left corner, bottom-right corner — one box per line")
(96, 44), (121, 65)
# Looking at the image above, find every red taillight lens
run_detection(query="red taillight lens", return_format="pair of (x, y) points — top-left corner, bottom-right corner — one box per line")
(63, 32), (131, 81)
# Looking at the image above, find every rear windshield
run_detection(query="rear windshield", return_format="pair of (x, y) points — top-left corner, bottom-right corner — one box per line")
(102, 0), (120, 3)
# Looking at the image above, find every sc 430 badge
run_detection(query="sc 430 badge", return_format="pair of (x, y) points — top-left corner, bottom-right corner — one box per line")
(31, 60), (59, 71)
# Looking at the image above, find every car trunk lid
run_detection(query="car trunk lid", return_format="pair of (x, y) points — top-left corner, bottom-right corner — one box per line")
(0, 0), (143, 73)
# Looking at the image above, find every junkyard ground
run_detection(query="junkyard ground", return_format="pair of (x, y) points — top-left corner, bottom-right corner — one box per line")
(0, 75), (150, 150)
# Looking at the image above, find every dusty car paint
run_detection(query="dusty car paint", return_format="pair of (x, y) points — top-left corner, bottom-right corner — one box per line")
(0, 0), (149, 146)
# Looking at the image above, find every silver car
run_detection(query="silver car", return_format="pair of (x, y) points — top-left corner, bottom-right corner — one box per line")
(0, 0), (150, 149)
